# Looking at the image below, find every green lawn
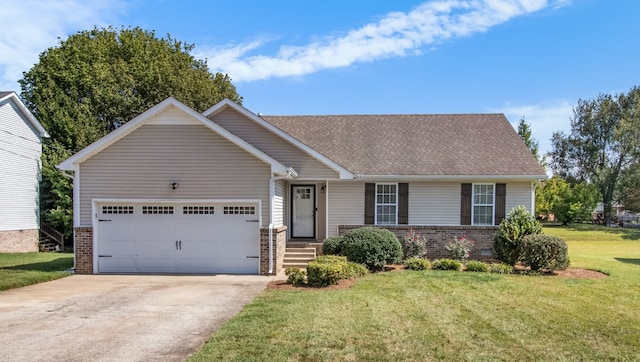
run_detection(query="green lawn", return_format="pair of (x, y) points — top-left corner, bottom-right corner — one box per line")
(0, 253), (74, 291)
(190, 225), (640, 361)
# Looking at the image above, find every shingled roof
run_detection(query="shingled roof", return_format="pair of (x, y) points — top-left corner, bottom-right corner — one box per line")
(261, 114), (546, 178)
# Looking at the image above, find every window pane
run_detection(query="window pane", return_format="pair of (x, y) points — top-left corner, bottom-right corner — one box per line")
(474, 206), (492, 225)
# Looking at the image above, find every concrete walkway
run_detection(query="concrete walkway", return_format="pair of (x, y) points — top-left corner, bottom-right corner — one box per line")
(0, 274), (278, 362)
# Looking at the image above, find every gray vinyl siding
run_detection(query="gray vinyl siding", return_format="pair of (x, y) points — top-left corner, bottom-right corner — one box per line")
(209, 109), (339, 179)
(79, 124), (271, 227)
(506, 182), (534, 214)
(409, 182), (461, 225)
(316, 182), (327, 241)
(325, 180), (535, 236)
(0, 99), (42, 231)
(274, 179), (286, 227)
(327, 181), (365, 237)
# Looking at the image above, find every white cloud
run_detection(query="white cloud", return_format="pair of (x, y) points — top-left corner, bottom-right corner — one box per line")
(199, 0), (564, 82)
(0, 0), (128, 91)
(493, 99), (574, 155)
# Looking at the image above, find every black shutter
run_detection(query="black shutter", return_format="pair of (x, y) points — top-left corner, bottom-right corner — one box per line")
(461, 183), (472, 225)
(398, 183), (409, 225)
(364, 183), (375, 225)
(495, 183), (506, 225)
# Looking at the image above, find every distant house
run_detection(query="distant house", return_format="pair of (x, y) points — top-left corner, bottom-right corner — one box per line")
(0, 91), (49, 252)
(58, 97), (546, 275)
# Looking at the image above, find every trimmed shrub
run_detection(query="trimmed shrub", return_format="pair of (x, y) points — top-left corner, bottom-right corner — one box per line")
(465, 260), (490, 272)
(322, 237), (345, 255)
(343, 262), (369, 279)
(341, 227), (403, 271)
(490, 263), (513, 274)
(313, 255), (348, 264)
(519, 234), (569, 271)
(285, 267), (306, 285)
(306, 261), (342, 287)
(493, 206), (543, 266)
(445, 235), (475, 263)
(403, 257), (431, 270)
(431, 259), (462, 271)
(402, 229), (428, 259)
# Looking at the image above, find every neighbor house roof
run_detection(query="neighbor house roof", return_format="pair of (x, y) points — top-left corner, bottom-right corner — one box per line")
(262, 114), (546, 179)
(0, 91), (49, 138)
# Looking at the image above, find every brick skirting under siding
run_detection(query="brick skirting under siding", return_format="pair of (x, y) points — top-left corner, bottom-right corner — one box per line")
(0, 229), (39, 253)
(338, 225), (499, 261)
(260, 226), (287, 275)
(74, 227), (93, 274)
(75, 226), (287, 275)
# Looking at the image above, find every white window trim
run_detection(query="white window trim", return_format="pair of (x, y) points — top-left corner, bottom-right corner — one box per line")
(472, 183), (495, 226)
(375, 183), (398, 225)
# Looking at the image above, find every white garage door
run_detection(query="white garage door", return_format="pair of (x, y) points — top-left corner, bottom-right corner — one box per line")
(95, 201), (260, 274)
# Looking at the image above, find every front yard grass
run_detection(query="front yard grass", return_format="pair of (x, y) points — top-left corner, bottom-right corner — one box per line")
(0, 253), (74, 291)
(189, 225), (640, 361)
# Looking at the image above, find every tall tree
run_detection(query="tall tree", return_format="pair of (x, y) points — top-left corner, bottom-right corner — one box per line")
(19, 26), (242, 238)
(517, 117), (540, 162)
(549, 87), (640, 225)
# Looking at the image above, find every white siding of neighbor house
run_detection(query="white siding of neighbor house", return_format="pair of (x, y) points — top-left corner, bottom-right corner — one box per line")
(506, 182), (534, 214)
(78, 123), (271, 227)
(0, 99), (42, 231)
(274, 179), (286, 227)
(208, 108), (339, 179)
(325, 180), (535, 236)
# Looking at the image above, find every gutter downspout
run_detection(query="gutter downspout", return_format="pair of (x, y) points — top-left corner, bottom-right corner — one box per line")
(269, 167), (296, 274)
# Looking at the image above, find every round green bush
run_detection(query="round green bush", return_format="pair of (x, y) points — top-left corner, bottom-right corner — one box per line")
(493, 206), (543, 266)
(431, 258), (462, 271)
(465, 260), (490, 272)
(403, 257), (431, 270)
(519, 234), (569, 271)
(341, 227), (403, 270)
(322, 237), (345, 255)
(490, 263), (513, 274)
(285, 267), (306, 285)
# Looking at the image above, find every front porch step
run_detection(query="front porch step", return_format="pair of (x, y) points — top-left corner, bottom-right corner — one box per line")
(283, 247), (316, 269)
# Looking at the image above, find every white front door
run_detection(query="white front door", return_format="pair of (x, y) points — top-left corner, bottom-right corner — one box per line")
(292, 186), (315, 238)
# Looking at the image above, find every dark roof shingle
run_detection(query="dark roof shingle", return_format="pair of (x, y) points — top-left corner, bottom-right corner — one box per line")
(262, 114), (546, 177)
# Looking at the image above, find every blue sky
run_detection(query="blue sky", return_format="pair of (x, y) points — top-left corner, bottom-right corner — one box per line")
(1, 0), (638, 155)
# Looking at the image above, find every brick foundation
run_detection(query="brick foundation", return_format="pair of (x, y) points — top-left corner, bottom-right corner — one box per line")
(338, 225), (499, 261)
(260, 226), (288, 275)
(0, 229), (39, 253)
(74, 227), (93, 274)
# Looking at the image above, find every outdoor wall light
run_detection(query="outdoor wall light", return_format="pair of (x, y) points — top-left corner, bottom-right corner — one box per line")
(321, 184), (326, 193)
(170, 182), (179, 190)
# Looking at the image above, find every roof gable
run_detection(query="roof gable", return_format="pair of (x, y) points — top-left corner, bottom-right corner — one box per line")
(0, 91), (49, 138)
(203, 99), (353, 179)
(262, 114), (547, 179)
(57, 97), (287, 174)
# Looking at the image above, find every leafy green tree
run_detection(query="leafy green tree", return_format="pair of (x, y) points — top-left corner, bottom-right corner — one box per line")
(616, 163), (640, 213)
(19, 26), (242, 238)
(538, 176), (600, 225)
(549, 87), (640, 225)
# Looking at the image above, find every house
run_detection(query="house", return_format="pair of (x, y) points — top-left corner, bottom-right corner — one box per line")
(58, 97), (546, 275)
(0, 91), (50, 252)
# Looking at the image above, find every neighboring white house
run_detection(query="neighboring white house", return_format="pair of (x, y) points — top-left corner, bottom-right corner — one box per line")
(0, 91), (49, 252)
(59, 97), (546, 275)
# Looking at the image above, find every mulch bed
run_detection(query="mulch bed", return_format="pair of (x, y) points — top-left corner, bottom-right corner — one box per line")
(266, 264), (607, 291)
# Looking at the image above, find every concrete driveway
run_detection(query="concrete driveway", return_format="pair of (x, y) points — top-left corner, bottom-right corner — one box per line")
(0, 274), (277, 362)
